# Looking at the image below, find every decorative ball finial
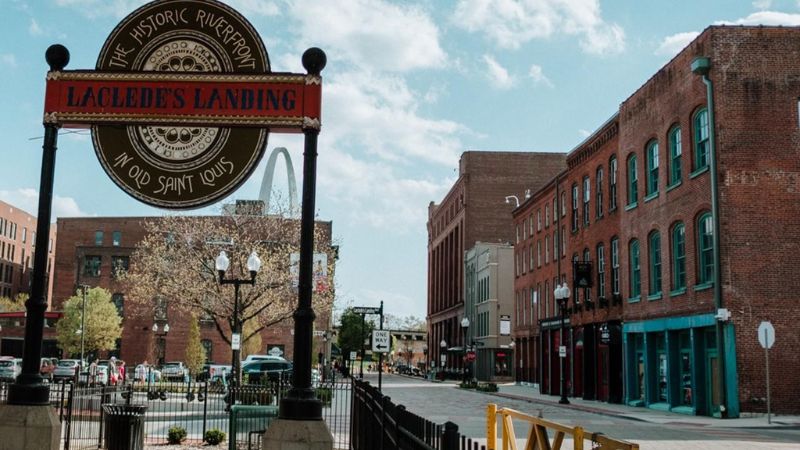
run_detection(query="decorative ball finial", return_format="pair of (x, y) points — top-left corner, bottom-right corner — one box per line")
(302, 48), (326, 76)
(45, 44), (70, 71)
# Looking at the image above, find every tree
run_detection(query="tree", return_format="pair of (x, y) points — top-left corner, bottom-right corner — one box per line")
(0, 293), (28, 312)
(383, 313), (426, 331)
(241, 318), (262, 358)
(56, 287), (122, 356)
(120, 209), (335, 348)
(185, 315), (206, 376)
(337, 308), (374, 363)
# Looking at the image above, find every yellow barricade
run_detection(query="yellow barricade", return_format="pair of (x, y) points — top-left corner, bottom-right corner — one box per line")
(486, 403), (639, 450)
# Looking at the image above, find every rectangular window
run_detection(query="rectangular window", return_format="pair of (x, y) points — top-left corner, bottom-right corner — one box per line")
(649, 233), (662, 295)
(94, 230), (104, 246)
(571, 184), (579, 231)
(111, 293), (124, 318)
(553, 231), (557, 262)
(545, 205), (550, 228)
(22, 227), (27, 244)
(111, 256), (130, 278)
(611, 238), (620, 295)
(561, 192), (566, 217)
(112, 231), (122, 247)
(610, 157), (618, 211)
(537, 240), (541, 267)
(647, 141), (659, 195)
(561, 226), (566, 256)
(515, 225), (520, 244)
(553, 197), (557, 224)
(583, 249), (591, 302)
(83, 255), (102, 277)
(694, 109), (710, 170)
(529, 244), (534, 271)
(597, 245), (606, 299)
(628, 156), (638, 206)
(583, 176), (590, 225)
(699, 214), (714, 284)
(545, 235), (550, 264)
(529, 213), (534, 235)
(673, 225), (686, 290)
(596, 168), (604, 218)
(537, 210), (541, 231)
(544, 281), (549, 318)
(669, 127), (682, 185)
(629, 240), (640, 299)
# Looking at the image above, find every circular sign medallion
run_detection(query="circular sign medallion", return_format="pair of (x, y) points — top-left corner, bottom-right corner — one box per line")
(93, 0), (270, 209)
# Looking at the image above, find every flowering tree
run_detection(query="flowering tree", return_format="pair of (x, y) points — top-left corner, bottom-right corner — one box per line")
(56, 287), (122, 355)
(120, 210), (335, 349)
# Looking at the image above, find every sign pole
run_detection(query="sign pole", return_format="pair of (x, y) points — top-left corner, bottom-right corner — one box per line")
(7, 45), (68, 406)
(765, 328), (771, 424)
(279, 48), (327, 421)
(378, 301), (384, 392)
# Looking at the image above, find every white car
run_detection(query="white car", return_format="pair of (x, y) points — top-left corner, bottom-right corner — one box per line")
(161, 362), (188, 381)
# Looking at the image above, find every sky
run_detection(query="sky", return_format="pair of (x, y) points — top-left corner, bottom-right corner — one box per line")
(1, 0), (799, 321)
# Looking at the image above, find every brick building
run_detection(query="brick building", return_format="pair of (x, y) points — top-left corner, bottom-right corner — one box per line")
(52, 213), (334, 367)
(427, 151), (565, 375)
(511, 26), (800, 416)
(0, 199), (58, 357)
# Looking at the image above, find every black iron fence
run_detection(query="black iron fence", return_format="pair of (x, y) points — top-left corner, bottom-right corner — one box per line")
(351, 379), (485, 450)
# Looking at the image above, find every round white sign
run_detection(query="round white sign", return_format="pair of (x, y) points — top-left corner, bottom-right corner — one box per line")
(758, 321), (775, 349)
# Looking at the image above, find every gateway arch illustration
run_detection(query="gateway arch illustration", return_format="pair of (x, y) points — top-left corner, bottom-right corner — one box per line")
(258, 147), (299, 217)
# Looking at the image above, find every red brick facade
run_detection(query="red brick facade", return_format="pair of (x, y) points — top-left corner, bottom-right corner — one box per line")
(53, 215), (333, 367)
(510, 26), (800, 415)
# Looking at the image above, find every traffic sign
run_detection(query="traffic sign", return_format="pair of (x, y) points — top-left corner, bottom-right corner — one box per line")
(758, 321), (775, 349)
(372, 330), (391, 353)
(349, 351), (358, 360)
(352, 306), (381, 315)
(559, 345), (567, 358)
(231, 333), (241, 351)
(466, 351), (476, 362)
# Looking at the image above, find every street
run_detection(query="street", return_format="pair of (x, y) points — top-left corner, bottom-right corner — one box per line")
(367, 373), (800, 449)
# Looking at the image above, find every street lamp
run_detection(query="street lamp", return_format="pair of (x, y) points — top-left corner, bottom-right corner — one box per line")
(460, 317), (470, 384)
(439, 339), (447, 375)
(215, 250), (261, 388)
(554, 283), (571, 405)
(152, 322), (170, 366)
(422, 346), (428, 374)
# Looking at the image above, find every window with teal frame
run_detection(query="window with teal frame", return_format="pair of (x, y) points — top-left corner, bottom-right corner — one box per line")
(609, 156), (618, 211)
(694, 108), (709, 171)
(596, 167), (604, 218)
(627, 154), (638, 207)
(698, 213), (714, 285)
(629, 239), (640, 299)
(669, 126), (682, 185)
(672, 223), (686, 291)
(611, 236), (620, 295)
(648, 231), (661, 296)
(646, 140), (659, 196)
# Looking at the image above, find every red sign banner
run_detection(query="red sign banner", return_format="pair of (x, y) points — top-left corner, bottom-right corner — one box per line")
(44, 71), (321, 132)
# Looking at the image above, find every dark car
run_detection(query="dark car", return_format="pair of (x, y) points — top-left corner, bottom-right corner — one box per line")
(242, 360), (292, 384)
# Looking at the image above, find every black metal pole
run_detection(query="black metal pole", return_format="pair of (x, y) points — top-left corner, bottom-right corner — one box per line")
(232, 282), (241, 387)
(462, 328), (467, 384)
(378, 301), (383, 391)
(8, 44), (69, 406)
(279, 47), (327, 421)
(359, 313), (365, 379)
(559, 298), (569, 405)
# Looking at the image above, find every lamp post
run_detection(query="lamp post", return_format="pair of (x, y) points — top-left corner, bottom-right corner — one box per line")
(215, 250), (261, 388)
(152, 323), (170, 366)
(439, 339), (447, 380)
(422, 346), (428, 375)
(554, 283), (570, 405)
(460, 317), (470, 384)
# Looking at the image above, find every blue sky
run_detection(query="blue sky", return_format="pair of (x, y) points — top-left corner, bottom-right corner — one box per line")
(2, 0), (799, 320)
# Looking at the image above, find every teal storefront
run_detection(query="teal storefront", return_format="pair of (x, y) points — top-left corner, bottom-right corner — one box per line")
(623, 314), (739, 417)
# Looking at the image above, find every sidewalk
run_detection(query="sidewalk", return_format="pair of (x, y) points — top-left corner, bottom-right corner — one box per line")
(489, 382), (800, 429)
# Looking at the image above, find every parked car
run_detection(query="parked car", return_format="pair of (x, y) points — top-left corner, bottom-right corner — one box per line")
(242, 360), (293, 384)
(53, 359), (81, 382)
(243, 354), (287, 364)
(40, 358), (56, 381)
(208, 364), (232, 385)
(0, 358), (22, 382)
(161, 361), (189, 381)
(134, 364), (161, 382)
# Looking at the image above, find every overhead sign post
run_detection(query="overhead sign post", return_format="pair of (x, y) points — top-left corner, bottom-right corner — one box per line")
(14, 0), (328, 423)
(352, 302), (384, 389)
(758, 321), (776, 424)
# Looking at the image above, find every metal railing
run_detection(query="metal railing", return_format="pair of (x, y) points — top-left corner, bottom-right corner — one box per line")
(486, 403), (639, 450)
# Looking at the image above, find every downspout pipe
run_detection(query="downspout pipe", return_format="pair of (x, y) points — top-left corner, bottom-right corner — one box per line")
(691, 56), (728, 417)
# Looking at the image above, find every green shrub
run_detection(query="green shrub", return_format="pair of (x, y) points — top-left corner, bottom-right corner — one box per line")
(204, 428), (226, 445)
(316, 387), (333, 405)
(476, 382), (498, 392)
(167, 425), (187, 444)
(459, 380), (478, 389)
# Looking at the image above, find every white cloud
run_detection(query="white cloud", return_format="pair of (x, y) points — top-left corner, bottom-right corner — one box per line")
(528, 64), (553, 88)
(0, 188), (90, 219)
(752, 0), (772, 9)
(578, 129), (592, 138)
(0, 54), (17, 68)
(453, 0), (625, 55)
(224, 0), (280, 17)
(286, 0), (446, 72)
(655, 31), (700, 56)
(29, 18), (43, 36)
(483, 55), (516, 89)
(715, 11), (800, 26)
(54, 0), (149, 18)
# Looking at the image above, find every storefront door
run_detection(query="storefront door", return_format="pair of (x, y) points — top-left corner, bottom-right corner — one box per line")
(598, 345), (609, 401)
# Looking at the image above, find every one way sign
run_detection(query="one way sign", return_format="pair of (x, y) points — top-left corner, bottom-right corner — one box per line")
(372, 330), (391, 353)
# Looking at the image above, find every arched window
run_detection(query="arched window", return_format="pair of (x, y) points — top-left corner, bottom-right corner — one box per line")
(671, 223), (686, 291)
(609, 156), (618, 211)
(697, 213), (714, 284)
(648, 231), (661, 296)
(629, 239), (640, 299)
(694, 108), (709, 171)
(669, 126), (682, 185)
(627, 154), (638, 206)
(596, 167), (604, 218)
(646, 140), (659, 196)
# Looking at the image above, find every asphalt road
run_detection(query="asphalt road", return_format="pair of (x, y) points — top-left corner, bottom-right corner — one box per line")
(371, 373), (800, 449)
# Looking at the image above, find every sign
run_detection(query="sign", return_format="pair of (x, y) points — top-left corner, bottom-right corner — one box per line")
(559, 345), (567, 358)
(372, 330), (391, 353)
(43, 0), (323, 210)
(349, 351), (357, 361)
(499, 315), (511, 336)
(440, 354), (446, 364)
(268, 347), (283, 357)
(290, 253), (329, 292)
(758, 321), (775, 349)
(231, 333), (241, 350)
(466, 351), (476, 362)
(600, 325), (611, 344)
(352, 306), (381, 315)
(574, 261), (593, 288)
